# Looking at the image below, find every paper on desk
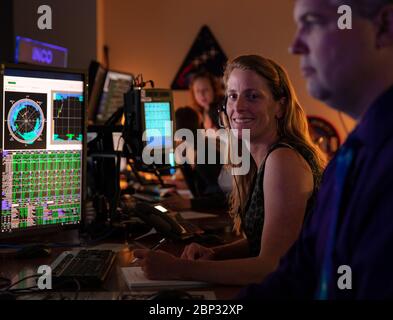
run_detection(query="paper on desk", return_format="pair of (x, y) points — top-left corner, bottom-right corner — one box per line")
(121, 267), (207, 290)
(179, 211), (217, 220)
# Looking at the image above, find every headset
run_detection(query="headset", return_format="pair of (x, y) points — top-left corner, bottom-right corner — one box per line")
(218, 96), (230, 129)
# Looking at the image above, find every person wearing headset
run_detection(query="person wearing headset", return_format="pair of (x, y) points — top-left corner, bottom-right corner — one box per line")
(133, 55), (326, 285)
(189, 71), (224, 130)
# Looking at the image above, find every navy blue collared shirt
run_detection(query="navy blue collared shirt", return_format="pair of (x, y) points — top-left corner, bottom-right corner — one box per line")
(239, 85), (393, 299)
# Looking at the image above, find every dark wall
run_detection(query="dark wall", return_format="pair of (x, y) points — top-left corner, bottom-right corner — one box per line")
(0, 0), (14, 63)
(13, 0), (96, 70)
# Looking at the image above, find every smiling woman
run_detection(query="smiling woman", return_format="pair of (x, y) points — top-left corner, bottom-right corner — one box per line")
(226, 69), (281, 142)
(133, 55), (326, 286)
(223, 55), (326, 238)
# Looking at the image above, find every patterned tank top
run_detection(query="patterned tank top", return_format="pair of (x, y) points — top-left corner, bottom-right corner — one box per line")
(241, 141), (321, 257)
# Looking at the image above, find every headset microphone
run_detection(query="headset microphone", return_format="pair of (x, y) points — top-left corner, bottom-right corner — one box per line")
(219, 96), (230, 129)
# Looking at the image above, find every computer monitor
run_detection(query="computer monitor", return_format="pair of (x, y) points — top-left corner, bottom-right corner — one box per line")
(95, 70), (133, 124)
(0, 63), (87, 239)
(87, 61), (106, 123)
(124, 88), (175, 170)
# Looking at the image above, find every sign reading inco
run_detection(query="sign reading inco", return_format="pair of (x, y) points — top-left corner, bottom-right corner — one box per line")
(15, 36), (68, 68)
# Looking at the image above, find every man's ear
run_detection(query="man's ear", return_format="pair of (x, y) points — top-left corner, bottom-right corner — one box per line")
(375, 5), (393, 47)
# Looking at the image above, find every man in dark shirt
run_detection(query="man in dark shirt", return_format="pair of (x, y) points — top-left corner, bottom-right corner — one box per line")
(240, 0), (393, 299)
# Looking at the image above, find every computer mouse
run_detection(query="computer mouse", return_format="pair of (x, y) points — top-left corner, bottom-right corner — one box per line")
(149, 289), (193, 301)
(15, 245), (52, 259)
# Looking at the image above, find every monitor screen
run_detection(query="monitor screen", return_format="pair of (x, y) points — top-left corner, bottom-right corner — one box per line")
(123, 88), (175, 169)
(95, 70), (133, 123)
(141, 90), (175, 168)
(0, 65), (86, 237)
(144, 101), (173, 150)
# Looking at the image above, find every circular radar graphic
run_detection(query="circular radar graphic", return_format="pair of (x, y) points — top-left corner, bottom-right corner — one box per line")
(7, 98), (45, 144)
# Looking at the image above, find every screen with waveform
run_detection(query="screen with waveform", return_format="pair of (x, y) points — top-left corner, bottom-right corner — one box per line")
(1, 65), (86, 237)
(52, 92), (83, 143)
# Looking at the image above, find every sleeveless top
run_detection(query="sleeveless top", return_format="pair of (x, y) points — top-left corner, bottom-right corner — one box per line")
(241, 141), (321, 257)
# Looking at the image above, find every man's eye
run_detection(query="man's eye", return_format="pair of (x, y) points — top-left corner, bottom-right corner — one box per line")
(305, 18), (318, 24)
(228, 94), (237, 100)
(302, 16), (325, 28)
(247, 93), (260, 100)
(305, 21), (318, 29)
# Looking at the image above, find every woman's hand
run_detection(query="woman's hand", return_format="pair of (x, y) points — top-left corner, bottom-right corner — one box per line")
(133, 249), (181, 280)
(181, 243), (215, 260)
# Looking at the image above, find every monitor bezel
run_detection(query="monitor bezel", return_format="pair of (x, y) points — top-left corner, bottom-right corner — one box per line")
(94, 68), (134, 124)
(0, 62), (88, 241)
(140, 88), (175, 166)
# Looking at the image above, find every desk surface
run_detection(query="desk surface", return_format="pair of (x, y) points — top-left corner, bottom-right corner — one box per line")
(0, 210), (242, 300)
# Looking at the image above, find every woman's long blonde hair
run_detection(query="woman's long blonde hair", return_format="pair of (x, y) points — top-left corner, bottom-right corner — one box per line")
(224, 55), (326, 233)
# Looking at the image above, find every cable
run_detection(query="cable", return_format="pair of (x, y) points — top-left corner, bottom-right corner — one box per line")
(4, 274), (40, 291)
(26, 278), (82, 300)
(142, 80), (155, 88)
(48, 242), (82, 249)
(72, 278), (81, 300)
(8, 286), (39, 292)
(7, 286), (40, 295)
(0, 242), (81, 251)
(116, 134), (123, 153)
(133, 74), (155, 89)
(0, 277), (11, 290)
(0, 244), (24, 249)
(147, 164), (183, 172)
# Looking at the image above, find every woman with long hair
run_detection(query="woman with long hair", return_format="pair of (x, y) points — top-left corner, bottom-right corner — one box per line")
(134, 55), (326, 285)
(189, 71), (224, 130)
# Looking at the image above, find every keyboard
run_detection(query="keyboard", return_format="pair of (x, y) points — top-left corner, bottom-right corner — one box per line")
(51, 249), (116, 289)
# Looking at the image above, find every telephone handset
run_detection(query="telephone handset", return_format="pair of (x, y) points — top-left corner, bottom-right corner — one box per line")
(134, 202), (187, 239)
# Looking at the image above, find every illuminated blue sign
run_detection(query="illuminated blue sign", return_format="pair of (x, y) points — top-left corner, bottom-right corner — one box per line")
(32, 47), (53, 64)
(15, 36), (68, 68)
